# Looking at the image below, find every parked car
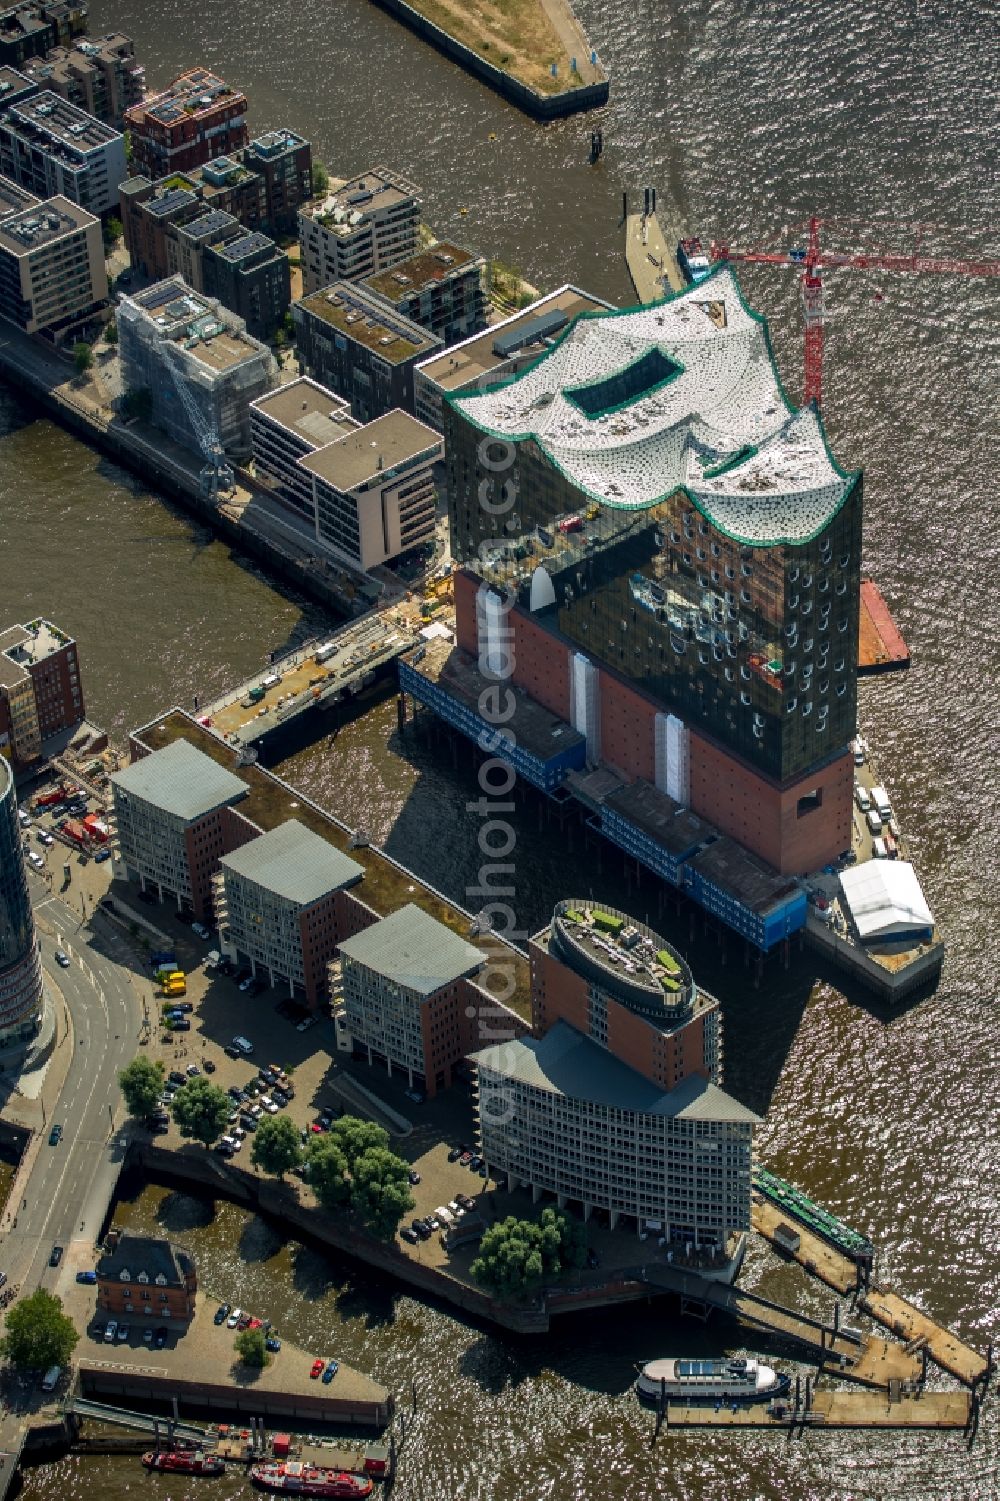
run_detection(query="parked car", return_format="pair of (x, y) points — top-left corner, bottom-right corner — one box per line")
(227, 1308), (243, 1329)
(76, 1269), (97, 1285)
(238, 976), (255, 993)
(94, 848), (111, 863)
(469, 1155), (483, 1170)
(215, 1141), (234, 1158)
(142, 1328), (154, 1343)
(456, 1193), (476, 1212)
(224, 1044), (241, 1059)
(191, 922), (211, 940)
(322, 1360), (339, 1384)
(310, 1358), (324, 1379)
(171, 1018), (191, 1031)
(37, 830), (54, 847)
(459, 1151), (473, 1166)
(448, 1148), (463, 1162)
(232, 1035), (254, 1055)
(214, 1304), (230, 1326)
(203, 1059), (216, 1073)
(404, 1088), (425, 1105)
(48, 1124), (63, 1146)
(265, 1335), (281, 1353)
(296, 1015), (319, 1033)
(103, 1319), (116, 1342)
(116, 1324), (129, 1343)
(400, 1226), (419, 1245)
(153, 1327), (168, 1349)
(27, 852), (44, 870)
(408, 1170), (421, 1185)
(54, 950), (70, 968)
(185, 1063), (201, 1077)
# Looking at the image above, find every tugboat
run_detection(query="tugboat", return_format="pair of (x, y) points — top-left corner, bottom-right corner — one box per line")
(250, 1461), (374, 1497)
(636, 1355), (790, 1405)
(142, 1449), (225, 1475)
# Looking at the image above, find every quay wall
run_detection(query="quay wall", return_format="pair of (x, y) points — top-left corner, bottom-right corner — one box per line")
(804, 914), (944, 1002)
(369, 0), (609, 119)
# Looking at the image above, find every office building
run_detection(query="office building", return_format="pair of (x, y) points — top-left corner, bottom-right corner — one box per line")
(124, 67), (248, 181)
(0, 88), (126, 214)
(299, 408), (441, 569)
(215, 819), (364, 1007)
(339, 903), (486, 1098)
(0, 184), (105, 335)
(363, 240), (486, 345)
(414, 283), (614, 432)
(298, 165), (419, 294)
(472, 897), (756, 1248)
(107, 737), (251, 920)
(243, 127), (311, 231)
(117, 277), (278, 460)
(21, 31), (144, 127)
(440, 265), (861, 880)
(0, 616), (84, 763)
(249, 376), (358, 519)
(0, 2), (87, 70)
(473, 1021), (758, 1249)
(293, 280), (439, 423)
(202, 227), (290, 340)
(96, 1235), (197, 1323)
(0, 756), (44, 1043)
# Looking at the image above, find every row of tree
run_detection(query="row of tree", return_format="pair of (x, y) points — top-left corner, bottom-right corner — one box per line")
(118, 1058), (414, 1239)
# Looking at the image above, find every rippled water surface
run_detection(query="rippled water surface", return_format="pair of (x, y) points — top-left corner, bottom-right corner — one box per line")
(4, 1), (999, 1496)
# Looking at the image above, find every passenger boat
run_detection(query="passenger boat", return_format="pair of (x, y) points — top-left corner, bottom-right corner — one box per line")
(636, 1355), (790, 1405)
(250, 1461), (374, 1497)
(142, 1449), (225, 1475)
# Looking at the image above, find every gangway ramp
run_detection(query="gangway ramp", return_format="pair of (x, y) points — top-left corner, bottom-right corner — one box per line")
(62, 1394), (207, 1444)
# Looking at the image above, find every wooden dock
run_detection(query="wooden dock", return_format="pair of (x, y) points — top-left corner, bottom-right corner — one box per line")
(752, 1198), (858, 1295)
(624, 212), (686, 303)
(659, 1388), (970, 1431)
(859, 1287), (990, 1388)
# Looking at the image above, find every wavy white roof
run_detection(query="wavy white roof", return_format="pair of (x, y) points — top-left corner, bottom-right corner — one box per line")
(452, 264), (857, 546)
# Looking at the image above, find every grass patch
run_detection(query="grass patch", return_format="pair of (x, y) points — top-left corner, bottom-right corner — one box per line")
(403, 0), (573, 94)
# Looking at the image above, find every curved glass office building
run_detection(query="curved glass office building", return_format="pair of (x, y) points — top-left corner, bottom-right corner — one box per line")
(0, 758), (43, 1044)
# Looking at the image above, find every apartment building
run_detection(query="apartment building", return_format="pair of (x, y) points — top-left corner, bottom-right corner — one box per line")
(0, 616), (84, 763)
(298, 165), (419, 295)
(125, 68), (248, 181)
(249, 376), (357, 519)
(299, 408), (441, 570)
(215, 819), (364, 1007)
(22, 31), (144, 127)
(243, 127), (311, 231)
(202, 227), (290, 341)
(0, 62), (36, 108)
(363, 240), (486, 345)
(0, 2), (87, 69)
(293, 281), (439, 423)
(0, 184), (105, 336)
(117, 277), (278, 460)
(108, 737), (252, 919)
(413, 283), (613, 432)
(96, 1235), (197, 1324)
(0, 89), (125, 214)
(339, 903), (485, 1098)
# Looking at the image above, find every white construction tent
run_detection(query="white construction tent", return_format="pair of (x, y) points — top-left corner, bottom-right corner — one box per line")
(839, 861), (934, 945)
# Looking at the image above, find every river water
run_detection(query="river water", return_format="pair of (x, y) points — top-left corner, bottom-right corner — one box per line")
(4, 1), (999, 1497)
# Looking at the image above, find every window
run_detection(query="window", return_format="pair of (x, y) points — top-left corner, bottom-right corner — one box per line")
(797, 788), (823, 816)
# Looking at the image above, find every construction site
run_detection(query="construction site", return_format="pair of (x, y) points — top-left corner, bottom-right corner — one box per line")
(116, 277), (277, 481)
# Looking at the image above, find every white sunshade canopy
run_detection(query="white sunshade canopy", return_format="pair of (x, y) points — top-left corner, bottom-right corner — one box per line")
(839, 861), (933, 941)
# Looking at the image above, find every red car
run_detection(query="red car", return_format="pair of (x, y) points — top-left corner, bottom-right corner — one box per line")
(459, 1151), (473, 1166)
(248, 1317), (263, 1330)
(237, 1313), (252, 1331)
(310, 1358), (324, 1379)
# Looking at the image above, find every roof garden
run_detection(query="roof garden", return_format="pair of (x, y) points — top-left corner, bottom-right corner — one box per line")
(133, 710), (531, 1018)
(545, 898), (699, 1025)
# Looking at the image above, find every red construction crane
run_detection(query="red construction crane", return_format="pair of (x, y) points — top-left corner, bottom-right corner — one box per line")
(711, 216), (1000, 406)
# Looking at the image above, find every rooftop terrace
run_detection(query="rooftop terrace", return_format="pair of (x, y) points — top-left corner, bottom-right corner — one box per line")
(296, 282), (439, 363)
(545, 898), (702, 1023)
(133, 710), (532, 1017)
(248, 127), (306, 160)
(129, 67), (244, 129)
(365, 241), (479, 301)
(1, 616), (74, 665)
(5, 87), (120, 153)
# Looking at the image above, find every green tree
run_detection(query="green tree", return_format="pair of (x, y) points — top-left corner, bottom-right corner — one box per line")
(328, 1116), (388, 1171)
(124, 131), (134, 165)
(274, 327), (286, 351)
(251, 1114), (301, 1180)
(282, 310), (295, 340)
(349, 1147), (414, 1240)
(1, 1289), (79, 1371)
(170, 1076), (231, 1148)
(103, 216), (123, 248)
(118, 1056), (165, 1118)
(311, 160), (329, 196)
(73, 342), (93, 376)
(304, 1135), (350, 1211)
(103, 320), (118, 346)
(234, 1326), (269, 1367)
(470, 1208), (585, 1298)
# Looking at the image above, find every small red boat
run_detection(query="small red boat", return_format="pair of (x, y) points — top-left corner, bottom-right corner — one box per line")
(250, 1461), (373, 1497)
(142, 1449), (224, 1475)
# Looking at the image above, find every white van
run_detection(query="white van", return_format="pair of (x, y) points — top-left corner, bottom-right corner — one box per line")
(232, 1035), (254, 1055)
(434, 1205), (456, 1227)
(870, 785), (892, 822)
(41, 1365), (61, 1392)
(866, 808), (883, 835)
(854, 784), (871, 814)
(261, 672), (281, 690)
(872, 837), (888, 859)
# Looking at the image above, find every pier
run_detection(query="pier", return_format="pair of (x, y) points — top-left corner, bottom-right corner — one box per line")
(858, 578), (911, 674)
(656, 1388), (971, 1432)
(858, 1287), (991, 1389)
(751, 1198), (858, 1295)
(624, 202), (686, 302)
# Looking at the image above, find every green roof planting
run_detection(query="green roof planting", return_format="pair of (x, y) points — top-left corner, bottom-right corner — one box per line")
(451, 263), (859, 548)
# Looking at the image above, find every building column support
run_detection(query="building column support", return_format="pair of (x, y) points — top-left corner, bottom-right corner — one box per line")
(609, 1208), (618, 1231)
(582, 1202), (592, 1222)
(532, 1183), (543, 1205)
(557, 1193), (567, 1211)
